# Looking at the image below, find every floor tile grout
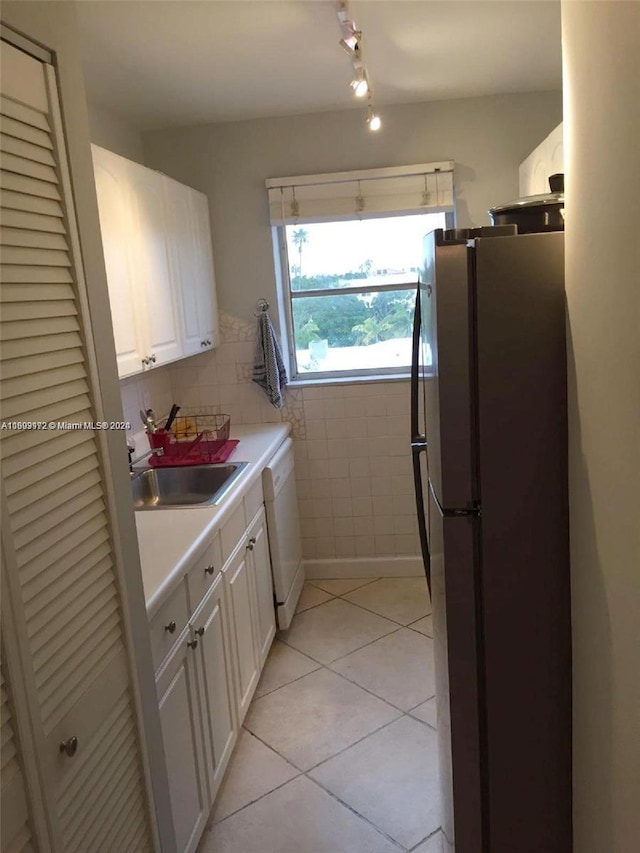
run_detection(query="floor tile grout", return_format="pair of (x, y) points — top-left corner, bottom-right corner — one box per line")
(209, 767), (303, 828)
(407, 827), (443, 851)
(306, 577), (380, 595)
(303, 773), (407, 851)
(299, 578), (432, 630)
(206, 577), (439, 852)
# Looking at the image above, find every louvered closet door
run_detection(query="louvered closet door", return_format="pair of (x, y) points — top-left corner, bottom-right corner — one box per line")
(1, 655), (37, 853)
(0, 40), (154, 852)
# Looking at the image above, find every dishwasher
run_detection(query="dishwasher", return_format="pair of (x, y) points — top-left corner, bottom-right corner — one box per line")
(262, 437), (304, 630)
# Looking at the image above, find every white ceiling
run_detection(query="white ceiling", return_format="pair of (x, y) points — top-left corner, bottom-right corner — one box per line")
(77, 0), (562, 130)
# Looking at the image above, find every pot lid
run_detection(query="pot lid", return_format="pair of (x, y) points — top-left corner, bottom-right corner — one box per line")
(489, 191), (564, 214)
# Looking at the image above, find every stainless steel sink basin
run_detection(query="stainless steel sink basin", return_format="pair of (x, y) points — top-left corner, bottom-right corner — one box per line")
(131, 462), (249, 509)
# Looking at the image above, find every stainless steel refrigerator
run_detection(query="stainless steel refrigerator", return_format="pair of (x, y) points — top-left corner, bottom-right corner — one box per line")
(410, 227), (572, 853)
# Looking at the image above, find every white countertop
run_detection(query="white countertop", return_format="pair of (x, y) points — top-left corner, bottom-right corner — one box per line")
(134, 423), (290, 617)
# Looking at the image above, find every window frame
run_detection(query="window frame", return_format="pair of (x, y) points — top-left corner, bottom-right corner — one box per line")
(274, 210), (454, 382)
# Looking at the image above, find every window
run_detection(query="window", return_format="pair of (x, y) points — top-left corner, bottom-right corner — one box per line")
(280, 213), (446, 377)
(267, 162), (454, 380)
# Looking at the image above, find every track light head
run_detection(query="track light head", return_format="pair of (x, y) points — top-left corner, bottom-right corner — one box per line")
(366, 105), (381, 132)
(339, 32), (361, 55)
(350, 71), (369, 98)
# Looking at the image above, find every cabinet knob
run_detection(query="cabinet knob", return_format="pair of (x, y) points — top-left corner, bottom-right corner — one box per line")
(141, 356), (149, 366)
(201, 340), (207, 348)
(165, 620), (176, 634)
(149, 354), (157, 364)
(246, 536), (257, 551)
(187, 639), (198, 650)
(59, 736), (78, 758)
(194, 626), (205, 637)
(204, 564), (216, 576)
(206, 339), (212, 346)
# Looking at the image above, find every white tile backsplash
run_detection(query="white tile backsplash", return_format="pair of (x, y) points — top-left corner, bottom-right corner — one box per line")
(119, 309), (419, 560)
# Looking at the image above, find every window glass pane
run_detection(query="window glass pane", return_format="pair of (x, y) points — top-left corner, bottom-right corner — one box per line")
(286, 213), (445, 292)
(292, 289), (416, 374)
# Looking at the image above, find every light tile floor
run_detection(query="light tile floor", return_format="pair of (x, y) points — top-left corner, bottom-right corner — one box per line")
(199, 577), (443, 853)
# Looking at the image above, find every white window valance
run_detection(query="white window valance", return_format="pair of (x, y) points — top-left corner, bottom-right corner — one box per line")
(266, 161), (455, 225)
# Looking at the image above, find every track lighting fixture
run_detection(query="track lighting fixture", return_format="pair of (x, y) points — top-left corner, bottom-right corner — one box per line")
(350, 70), (369, 98)
(339, 31), (360, 55)
(366, 103), (381, 132)
(336, 2), (382, 131)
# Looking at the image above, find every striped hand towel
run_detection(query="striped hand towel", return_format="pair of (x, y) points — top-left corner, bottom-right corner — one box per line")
(252, 312), (288, 408)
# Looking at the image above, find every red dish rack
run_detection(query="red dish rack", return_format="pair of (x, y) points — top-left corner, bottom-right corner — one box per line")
(147, 411), (237, 466)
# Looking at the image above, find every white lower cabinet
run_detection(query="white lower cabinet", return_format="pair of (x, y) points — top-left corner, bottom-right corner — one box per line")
(191, 574), (237, 803)
(152, 492), (278, 852)
(156, 630), (209, 853)
(247, 508), (277, 665)
(223, 544), (261, 723)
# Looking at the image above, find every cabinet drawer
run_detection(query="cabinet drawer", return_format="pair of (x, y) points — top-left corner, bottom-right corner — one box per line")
(244, 479), (264, 526)
(149, 581), (189, 672)
(186, 533), (223, 614)
(220, 502), (246, 565)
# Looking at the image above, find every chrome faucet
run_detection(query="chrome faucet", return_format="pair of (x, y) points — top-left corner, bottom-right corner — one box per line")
(128, 442), (164, 476)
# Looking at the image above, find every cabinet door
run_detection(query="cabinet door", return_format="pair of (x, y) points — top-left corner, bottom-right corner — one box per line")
(247, 509), (276, 665)
(164, 178), (204, 356)
(126, 160), (182, 367)
(1, 44), (154, 852)
(92, 145), (146, 377)
(191, 574), (237, 804)
(190, 189), (219, 349)
(223, 547), (260, 723)
(156, 633), (208, 853)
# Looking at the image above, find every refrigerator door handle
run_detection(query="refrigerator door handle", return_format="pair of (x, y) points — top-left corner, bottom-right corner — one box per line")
(411, 284), (432, 595)
(412, 442), (432, 595)
(410, 284), (422, 441)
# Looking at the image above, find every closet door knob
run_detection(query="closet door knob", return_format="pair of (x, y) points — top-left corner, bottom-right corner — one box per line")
(165, 620), (176, 634)
(194, 627), (205, 637)
(204, 564), (215, 576)
(149, 354), (157, 364)
(142, 356), (150, 366)
(59, 736), (78, 758)
(187, 639), (198, 650)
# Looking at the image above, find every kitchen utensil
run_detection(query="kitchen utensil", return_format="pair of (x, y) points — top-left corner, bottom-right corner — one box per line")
(145, 409), (158, 432)
(140, 409), (154, 432)
(488, 174), (565, 233)
(164, 404), (180, 432)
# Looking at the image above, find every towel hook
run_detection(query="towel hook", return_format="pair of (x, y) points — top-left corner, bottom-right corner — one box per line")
(254, 298), (270, 317)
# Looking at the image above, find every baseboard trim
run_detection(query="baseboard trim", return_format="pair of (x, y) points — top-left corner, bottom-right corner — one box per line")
(303, 556), (424, 579)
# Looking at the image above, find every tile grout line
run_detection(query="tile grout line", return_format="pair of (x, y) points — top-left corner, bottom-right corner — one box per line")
(299, 580), (433, 631)
(252, 643), (438, 729)
(302, 774), (407, 852)
(407, 827), (444, 852)
(306, 577), (380, 595)
(208, 580), (437, 848)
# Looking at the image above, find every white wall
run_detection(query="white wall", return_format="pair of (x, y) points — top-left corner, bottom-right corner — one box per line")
(143, 91), (562, 324)
(88, 102), (146, 162)
(562, 2), (640, 850)
(138, 91), (561, 568)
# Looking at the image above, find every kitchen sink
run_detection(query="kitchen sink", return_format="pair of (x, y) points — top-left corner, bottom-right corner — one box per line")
(131, 462), (249, 509)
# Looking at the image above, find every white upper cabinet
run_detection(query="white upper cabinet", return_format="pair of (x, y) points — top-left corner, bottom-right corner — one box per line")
(519, 123), (564, 197)
(164, 177), (219, 356)
(126, 159), (183, 368)
(92, 146), (146, 377)
(91, 145), (220, 378)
